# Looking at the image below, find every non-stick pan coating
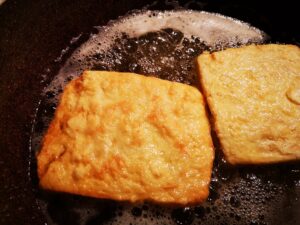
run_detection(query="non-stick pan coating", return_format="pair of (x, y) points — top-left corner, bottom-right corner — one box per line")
(0, 1), (299, 225)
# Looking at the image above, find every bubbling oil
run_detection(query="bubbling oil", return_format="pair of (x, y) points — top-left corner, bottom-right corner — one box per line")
(43, 10), (266, 101)
(30, 9), (300, 225)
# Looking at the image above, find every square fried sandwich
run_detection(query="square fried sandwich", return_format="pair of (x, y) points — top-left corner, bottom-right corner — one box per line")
(197, 44), (300, 164)
(37, 71), (214, 205)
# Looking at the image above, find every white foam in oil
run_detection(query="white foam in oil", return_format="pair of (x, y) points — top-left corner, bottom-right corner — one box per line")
(45, 10), (266, 100)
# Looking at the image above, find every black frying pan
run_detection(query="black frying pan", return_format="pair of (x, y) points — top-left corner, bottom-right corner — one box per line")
(0, 1), (299, 225)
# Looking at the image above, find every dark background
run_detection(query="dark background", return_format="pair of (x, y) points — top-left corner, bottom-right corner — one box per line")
(0, 0), (299, 225)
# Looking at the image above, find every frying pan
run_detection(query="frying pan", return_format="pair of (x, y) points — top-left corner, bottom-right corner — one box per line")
(0, 1), (299, 225)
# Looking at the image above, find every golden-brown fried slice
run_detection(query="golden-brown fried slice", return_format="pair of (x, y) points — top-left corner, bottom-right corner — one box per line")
(37, 71), (214, 205)
(197, 44), (300, 165)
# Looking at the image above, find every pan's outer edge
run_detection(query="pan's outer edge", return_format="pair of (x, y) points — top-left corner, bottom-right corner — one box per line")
(0, 0), (299, 225)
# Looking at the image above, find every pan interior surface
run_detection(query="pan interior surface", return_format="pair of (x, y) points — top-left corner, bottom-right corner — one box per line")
(29, 8), (300, 225)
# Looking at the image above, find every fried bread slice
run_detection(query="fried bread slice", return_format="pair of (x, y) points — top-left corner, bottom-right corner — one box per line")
(37, 71), (214, 205)
(197, 44), (300, 164)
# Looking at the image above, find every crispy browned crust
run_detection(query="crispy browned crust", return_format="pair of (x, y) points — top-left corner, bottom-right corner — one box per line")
(37, 71), (214, 205)
(197, 44), (300, 165)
